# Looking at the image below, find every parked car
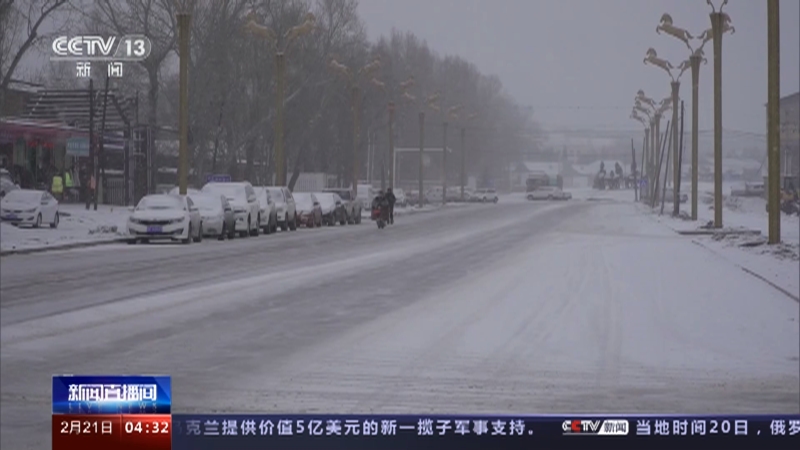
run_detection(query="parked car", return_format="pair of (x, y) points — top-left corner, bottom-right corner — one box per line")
(265, 186), (297, 231)
(202, 182), (260, 237)
(189, 193), (235, 240)
(475, 188), (499, 203)
(526, 186), (572, 201)
(662, 188), (688, 204)
(357, 184), (377, 211)
(169, 187), (202, 196)
(294, 192), (323, 227)
(322, 187), (362, 224)
(0, 168), (19, 198)
(127, 194), (202, 244)
(315, 192), (347, 226)
(393, 188), (407, 207)
(0, 189), (60, 228)
(254, 187), (279, 234)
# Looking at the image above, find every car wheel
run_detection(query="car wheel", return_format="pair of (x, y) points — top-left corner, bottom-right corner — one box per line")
(355, 212), (361, 224)
(290, 215), (298, 231)
(193, 224), (203, 242)
(183, 225), (192, 244)
(251, 215), (260, 236)
(218, 223), (226, 241)
(228, 222), (236, 239)
(280, 220), (288, 231)
(339, 213), (346, 226)
(50, 212), (59, 228)
(127, 238), (137, 245)
(33, 213), (42, 228)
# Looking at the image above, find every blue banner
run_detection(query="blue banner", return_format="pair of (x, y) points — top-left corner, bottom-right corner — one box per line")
(171, 414), (799, 450)
(52, 375), (171, 415)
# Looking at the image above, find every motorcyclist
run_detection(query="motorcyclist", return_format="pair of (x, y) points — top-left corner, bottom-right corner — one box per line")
(385, 188), (397, 224)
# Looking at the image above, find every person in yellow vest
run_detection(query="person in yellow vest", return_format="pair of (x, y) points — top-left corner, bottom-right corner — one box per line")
(64, 170), (74, 202)
(52, 173), (64, 201)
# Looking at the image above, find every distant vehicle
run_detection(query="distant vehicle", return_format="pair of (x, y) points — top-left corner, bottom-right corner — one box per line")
(356, 184), (377, 211)
(475, 188), (498, 203)
(127, 194), (202, 244)
(393, 188), (407, 207)
(202, 182), (260, 237)
(169, 187), (202, 196)
(254, 187), (279, 234)
(526, 186), (571, 201)
(314, 192), (347, 226)
(662, 188), (688, 204)
(265, 186), (297, 231)
(731, 182), (766, 198)
(294, 192), (323, 228)
(189, 193), (235, 240)
(0, 189), (59, 228)
(323, 187), (362, 224)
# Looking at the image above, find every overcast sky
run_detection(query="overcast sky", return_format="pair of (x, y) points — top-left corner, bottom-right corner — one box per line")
(357, 0), (800, 137)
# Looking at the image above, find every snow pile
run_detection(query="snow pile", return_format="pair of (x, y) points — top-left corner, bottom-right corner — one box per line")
(0, 204), (130, 252)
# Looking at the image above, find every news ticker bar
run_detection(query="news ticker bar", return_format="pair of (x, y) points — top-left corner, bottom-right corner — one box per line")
(52, 414), (800, 450)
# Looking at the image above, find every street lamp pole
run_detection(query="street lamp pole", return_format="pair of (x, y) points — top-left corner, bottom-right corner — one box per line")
(177, 12), (191, 196)
(767, 0), (780, 243)
(707, 0), (734, 228)
(418, 111), (425, 207)
(460, 112), (477, 202)
(245, 11), (316, 187)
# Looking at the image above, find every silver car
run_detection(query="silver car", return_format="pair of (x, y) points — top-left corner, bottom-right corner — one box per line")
(255, 187), (279, 234)
(190, 193), (236, 240)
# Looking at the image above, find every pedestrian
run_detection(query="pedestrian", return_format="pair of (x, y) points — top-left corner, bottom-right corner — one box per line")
(385, 188), (396, 224)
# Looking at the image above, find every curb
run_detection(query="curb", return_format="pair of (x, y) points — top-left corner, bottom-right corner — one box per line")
(0, 237), (128, 257)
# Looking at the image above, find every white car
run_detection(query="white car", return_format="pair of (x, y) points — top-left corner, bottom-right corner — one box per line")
(393, 188), (407, 207)
(475, 188), (499, 203)
(254, 187), (279, 234)
(0, 189), (60, 228)
(526, 186), (572, 201)
(127, 194), (202, 244)
(265, 186), (297, 231)
(202, 182), (261, 238)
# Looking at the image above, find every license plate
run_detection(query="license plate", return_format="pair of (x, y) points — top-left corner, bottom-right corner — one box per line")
(146, 226), (162, 233)
(3, 214), (17, 220)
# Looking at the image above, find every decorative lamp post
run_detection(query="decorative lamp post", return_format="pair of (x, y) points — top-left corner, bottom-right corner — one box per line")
(245, 10), (316, 187)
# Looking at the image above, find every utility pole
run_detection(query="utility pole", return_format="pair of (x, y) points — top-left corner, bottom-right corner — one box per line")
(275, 53), (286, 186)
(418, 111), (425, 207)
(442, 121), (448, 205)
(388, 102), (395, 189)
(352, 85), (360, 193)
(671, 80), (680, 217)
(710, 9), (725, 228)
(87, 78), (94, 211)
(460, 127), (466, 201)
(690, 53), (701, 220)
(177, 12), (191, 195)
(767, 0), (781, 244)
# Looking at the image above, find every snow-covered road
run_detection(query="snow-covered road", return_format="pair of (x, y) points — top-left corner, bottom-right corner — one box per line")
(1, 199), (797, 449)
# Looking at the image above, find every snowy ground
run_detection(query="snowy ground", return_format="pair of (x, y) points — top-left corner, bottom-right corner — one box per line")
(0, 203), (129, 252)
(2, 198), (797, 449)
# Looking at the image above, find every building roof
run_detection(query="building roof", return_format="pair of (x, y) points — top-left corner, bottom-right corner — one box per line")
(780, 92), (800, 104)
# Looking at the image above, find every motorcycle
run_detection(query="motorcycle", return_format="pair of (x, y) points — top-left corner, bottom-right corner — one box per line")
(371, 199), (390, 229)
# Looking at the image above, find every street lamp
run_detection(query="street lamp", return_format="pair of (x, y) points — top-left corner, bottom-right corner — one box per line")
(387, 76), (416, 191)
(329, 57), (383, 194)
(644, 47), (686, 216)
(401, 90), (441, 207)
(656, 13), (717, 221)
(245, 10), (316, 187)
(634, 91), (658, 197)
(440, 103), (464, 205)
(705, 0), (735, 227)
(630, 109), (649, 201)
(460, 112), (478, 201)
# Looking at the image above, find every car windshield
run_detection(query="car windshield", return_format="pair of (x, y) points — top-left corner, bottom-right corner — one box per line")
(294, 193), (313, 209)
(266, 188), (284, 202)
(190, 194), (222, 212)
(316, 193), (335, 208)
(136, 196), (182, 210)
(203, 184), (245, 200)
(2, 190), (41, 203)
